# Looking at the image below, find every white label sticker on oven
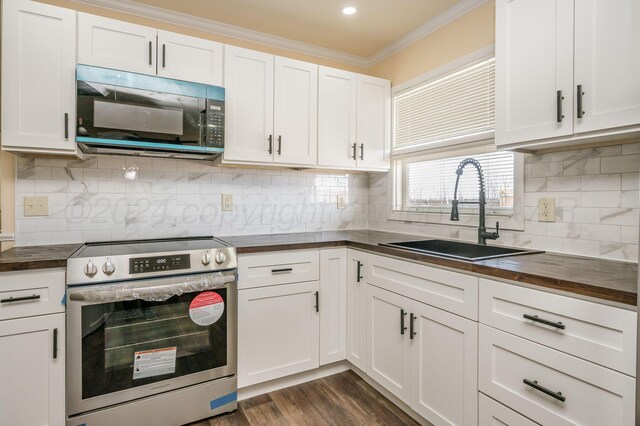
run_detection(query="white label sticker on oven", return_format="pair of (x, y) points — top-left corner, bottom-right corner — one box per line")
(189, 291), (224, 326)
(133, 347), (177, 380)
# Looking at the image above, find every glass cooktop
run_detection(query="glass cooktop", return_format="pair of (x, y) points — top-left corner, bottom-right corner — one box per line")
(72, 236), (230, 258)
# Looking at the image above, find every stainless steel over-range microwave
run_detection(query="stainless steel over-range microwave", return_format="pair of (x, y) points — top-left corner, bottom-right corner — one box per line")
(76, 65), (225, 160)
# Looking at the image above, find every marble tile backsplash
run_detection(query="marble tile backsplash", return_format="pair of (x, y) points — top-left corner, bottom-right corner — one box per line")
(15, 156), (369, 246)
(369, 140), (640, 262)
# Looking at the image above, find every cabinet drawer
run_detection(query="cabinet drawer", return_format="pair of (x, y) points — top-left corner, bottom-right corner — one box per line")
(238, 250), (319, 289)
(0, 269), (66, 321)
(479, 279), (636, 376)
(479, 393), (539, 426)
(479, 325), (635, 426)
(366, 253), (478, 319)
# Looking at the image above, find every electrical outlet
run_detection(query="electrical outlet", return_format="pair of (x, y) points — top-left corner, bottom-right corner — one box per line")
(221, 194), (233, 211)
(538, 197), (555, 222)
(24, 196), (49, 216)
(337, 195), (346, 210)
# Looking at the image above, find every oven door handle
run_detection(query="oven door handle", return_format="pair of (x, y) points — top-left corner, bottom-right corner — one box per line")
(68, 272), (236, 303)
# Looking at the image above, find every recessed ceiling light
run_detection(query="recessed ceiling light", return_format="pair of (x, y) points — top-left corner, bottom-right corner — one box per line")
(342, 6), (357, 15)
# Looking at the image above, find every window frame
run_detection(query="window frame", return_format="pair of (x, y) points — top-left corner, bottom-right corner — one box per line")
(387, 46), (525, 231)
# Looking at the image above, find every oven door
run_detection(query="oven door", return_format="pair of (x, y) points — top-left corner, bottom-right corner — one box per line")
(66, 271), (237, 416)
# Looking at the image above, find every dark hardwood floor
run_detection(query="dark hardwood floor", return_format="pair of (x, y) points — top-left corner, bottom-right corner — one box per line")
(188, 370), (420, 425)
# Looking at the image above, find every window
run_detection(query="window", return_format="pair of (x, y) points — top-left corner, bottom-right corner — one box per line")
(391, 53), (523, 229)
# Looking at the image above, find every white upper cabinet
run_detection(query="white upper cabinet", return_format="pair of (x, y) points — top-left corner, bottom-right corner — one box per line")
(223, 47), (317, 166)
(495, 0), (574, 145)
(157, 30), (223, 85)
(78, 13), (157, 75)
(496, 0), (640, 150)
(2, 0), (77, 154)
(318, 67), (358, 168)
(273, 57), (318, 165)
(223, 46), (275, 164)
(356, 75), (391, 170)
(573, 0), (640, 133)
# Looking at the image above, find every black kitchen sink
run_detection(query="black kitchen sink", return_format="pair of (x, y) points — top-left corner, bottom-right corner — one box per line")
(379, 239), (543, 261)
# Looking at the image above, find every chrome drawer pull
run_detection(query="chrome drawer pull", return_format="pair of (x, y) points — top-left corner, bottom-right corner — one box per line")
(271, 268), (293, 274)
(1, 294), (41, 304)
(523, 379), (566, 402)
(523, 314), (565, 330)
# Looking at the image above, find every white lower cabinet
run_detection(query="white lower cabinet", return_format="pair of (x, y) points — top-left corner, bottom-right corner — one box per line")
(346, 249), (367, 371)
(0, 313), (65, 426)
(366, 284), (478, 425)
(238, 281), (319, 387)
(479, 393), (539, 426)
(479, 325), (635, 426)
(319, 249), (347, 365)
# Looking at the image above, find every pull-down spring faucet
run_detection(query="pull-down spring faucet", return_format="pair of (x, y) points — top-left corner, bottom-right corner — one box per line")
(450, 158), (499, 245)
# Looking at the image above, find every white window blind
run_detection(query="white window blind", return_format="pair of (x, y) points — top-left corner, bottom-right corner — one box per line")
(394, 57), (495, 155)
(393, 149), (515, 215)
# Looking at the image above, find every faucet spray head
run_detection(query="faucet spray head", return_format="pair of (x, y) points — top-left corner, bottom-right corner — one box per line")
(450, 200), (460, 221)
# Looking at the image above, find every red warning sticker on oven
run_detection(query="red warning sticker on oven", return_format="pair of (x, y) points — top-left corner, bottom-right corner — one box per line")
(189, 291), (224, 326)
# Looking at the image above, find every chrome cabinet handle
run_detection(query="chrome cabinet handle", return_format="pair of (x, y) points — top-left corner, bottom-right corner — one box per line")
(148, 41), (153, 65)
(577, 85), (585, 118)
(277, 136), (282, 155)
(523, 314), (565, 330)
(400, 308), (408, 335)
(359, 143), (364, 160)
(523, 379), (566, 402)
(352, 143), (357, 160)
(1, 294), (41, 303)
(556, 90), (564, 123)
(268, 135), (273, 154)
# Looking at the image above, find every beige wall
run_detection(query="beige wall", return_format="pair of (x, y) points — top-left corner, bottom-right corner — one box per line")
(368, 1), (495, 86)
(37, 0), (369, 74)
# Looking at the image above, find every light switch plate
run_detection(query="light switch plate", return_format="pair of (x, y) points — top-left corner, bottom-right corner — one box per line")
(337, 195), (346, 210)
(24, 196), (49, 216)
(538, 197), (555, 222)
(221, 194), (233, 211)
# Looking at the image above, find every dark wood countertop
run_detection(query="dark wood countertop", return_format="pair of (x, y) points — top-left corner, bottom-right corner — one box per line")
(0, 244), (80, 272)
(224, 230), (638, 306)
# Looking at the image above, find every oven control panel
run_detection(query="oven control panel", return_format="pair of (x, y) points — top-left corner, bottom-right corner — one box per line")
(129, 254), (191, 274)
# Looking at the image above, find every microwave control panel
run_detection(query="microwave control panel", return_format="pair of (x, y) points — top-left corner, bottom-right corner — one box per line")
(130, 254), (191, 274)
(205, 100), (225, 148)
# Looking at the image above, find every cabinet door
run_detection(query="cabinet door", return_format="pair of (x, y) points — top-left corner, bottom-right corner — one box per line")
(410, 300), (478, 426)
(0, 314), (64, 426)
(479, 393), (539, 426)
(78, 13), (157, 75)
(2, 0), (76, 153)
(356, 75), (390, 170)
(223, 46), (275, 163)
(574, 0), (640, 133)
(319, 249), (347, 365)
(495, 0), (574, 145)
(273, 57), (318, 166)
(366, 284), (412, 403)
(346, 249), (367, 370)
(318, 66), (358, 168)
(157, 30), (223, 85)
(238, 281), (319, 387)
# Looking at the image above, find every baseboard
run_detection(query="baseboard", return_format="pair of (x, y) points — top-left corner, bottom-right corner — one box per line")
(237, 361), (351, 400)
(237, 361), (432, 426)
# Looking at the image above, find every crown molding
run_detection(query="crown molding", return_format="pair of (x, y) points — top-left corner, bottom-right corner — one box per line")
(68, 0), (489, 70)
(367, 0), (490, 66)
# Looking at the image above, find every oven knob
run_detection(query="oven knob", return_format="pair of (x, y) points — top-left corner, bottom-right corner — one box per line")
(215, 251), (226, 265)
(202, 252), (212, 265)
(84, 261), (98, 277)
(102, 259), (116, 275)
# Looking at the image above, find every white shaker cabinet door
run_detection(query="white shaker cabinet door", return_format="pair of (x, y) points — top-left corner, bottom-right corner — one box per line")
(346, 250), (367, 371)
(223, 45), (275, 163)
(2, 0), (76, 154)
(495, 0), (574, 145)
(356, 75), (390, 170)
(319, 248), (347, 365)
(157, 30), (223, 85)
(318, 66), (358, 168)
(0, 314), (65, 426)
(573, 0), (640, 133)
(78, 13), (157, 75)
(273, 57), (318, 166)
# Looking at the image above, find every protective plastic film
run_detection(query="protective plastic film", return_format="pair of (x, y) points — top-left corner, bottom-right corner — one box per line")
(68, 272), (235, 303)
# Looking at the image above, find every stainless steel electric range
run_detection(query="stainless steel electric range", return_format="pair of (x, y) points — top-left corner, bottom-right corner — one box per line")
(65, 237), (237, 426)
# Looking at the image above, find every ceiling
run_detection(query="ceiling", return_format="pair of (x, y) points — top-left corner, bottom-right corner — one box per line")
(127, 0), (462, 58)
